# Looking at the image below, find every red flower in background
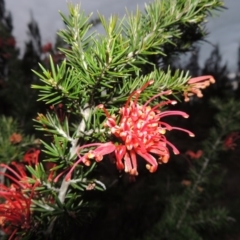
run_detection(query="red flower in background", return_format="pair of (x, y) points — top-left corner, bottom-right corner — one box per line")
(5, 37), (16, 47)
(0, 37), (16, 48)
(42, 42), (52, 53)
(9, 133), (22, 144)
(23, 148), (40, 165)
(223, 132), (240, 150)
(67, 80), (194, 179)
(0, 185), (32, 239)
(0, 163), (37, 239)
(185, 150), (203, 159)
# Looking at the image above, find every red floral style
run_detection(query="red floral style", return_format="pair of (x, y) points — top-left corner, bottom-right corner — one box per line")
(45, 162), (57, 182)
(23, 148), (40, 165)
(183, 75), (215, 102)
(0, 162), (31, 190)
(0, 164), (36, 239)
(0, 186), (32, 239)
(67, 80), (194, 179)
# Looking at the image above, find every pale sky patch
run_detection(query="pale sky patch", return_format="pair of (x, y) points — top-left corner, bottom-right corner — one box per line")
(5, 0), (240, 71)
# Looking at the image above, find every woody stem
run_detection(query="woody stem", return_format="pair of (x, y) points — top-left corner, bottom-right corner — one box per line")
(46, 106), (91, 236)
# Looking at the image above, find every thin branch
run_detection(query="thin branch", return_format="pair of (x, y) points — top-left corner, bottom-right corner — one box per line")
(69, 106), (91, 159)
(46, 106), (91, 236)
(176, 137), (222, 229)
(0, 166), (6, 186)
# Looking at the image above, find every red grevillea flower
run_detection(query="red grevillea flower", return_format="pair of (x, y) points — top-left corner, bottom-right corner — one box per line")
(0, 164), (36, 239)
(67, 80), (194, 178)
(223, 132), (240, 150)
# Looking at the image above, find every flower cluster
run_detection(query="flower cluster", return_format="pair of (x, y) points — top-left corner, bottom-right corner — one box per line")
(67, 80), (194, 179)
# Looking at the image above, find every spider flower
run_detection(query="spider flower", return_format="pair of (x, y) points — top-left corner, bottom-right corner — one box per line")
(67, 80), (194, 179)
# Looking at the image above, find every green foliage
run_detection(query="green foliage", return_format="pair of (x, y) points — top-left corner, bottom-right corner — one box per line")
(1, 0), (230, 239)
(33, 0), (223, 109)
